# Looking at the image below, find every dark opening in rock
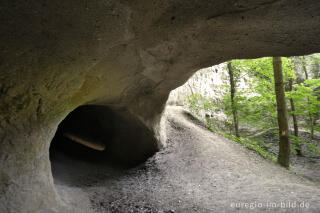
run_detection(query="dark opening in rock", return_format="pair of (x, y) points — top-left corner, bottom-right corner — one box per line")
(50, 105), (159, 184)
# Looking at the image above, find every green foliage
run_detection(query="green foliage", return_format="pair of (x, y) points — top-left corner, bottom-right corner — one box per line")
(219, 131), (277, 162)
(286, 78), (320, 133)
(185, 93), (205, 115)
(291, 135), (320, 157)
(184, 54), (319, 164)
(227, 58), (280, 129)
(287, 79), (320, 114)
(185, 93), (221, 116)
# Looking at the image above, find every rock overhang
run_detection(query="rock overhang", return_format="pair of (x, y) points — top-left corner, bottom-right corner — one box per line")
(1, 0), (320, 212)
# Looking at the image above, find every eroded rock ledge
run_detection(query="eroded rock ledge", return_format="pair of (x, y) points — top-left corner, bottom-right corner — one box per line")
(1, 0), (320, 212)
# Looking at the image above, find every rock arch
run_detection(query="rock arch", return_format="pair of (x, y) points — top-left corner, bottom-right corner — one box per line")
(1, 0), (320, 212)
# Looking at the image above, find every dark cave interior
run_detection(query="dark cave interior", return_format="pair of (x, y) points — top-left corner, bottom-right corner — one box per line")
(50, 105), (159, 174)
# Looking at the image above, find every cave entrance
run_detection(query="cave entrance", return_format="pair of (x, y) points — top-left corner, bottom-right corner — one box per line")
(50, 105), (158, 186)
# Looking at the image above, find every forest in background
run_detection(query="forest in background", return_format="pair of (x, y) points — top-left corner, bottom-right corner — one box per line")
(184, 54), (320, 170)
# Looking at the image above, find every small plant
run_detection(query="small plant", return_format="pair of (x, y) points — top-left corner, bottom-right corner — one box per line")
(221, 132), (277, 162)
(185, 93), (205, 115)
(291, 135), (320, 157)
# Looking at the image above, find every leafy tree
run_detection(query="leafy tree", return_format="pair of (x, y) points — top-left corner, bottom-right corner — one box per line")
(227, 62), (240, 137)
(230, 57), (278, 129)
(286, 79), (320, 139)
(288, 77), (302, 156)
(185, 54), (320, 166)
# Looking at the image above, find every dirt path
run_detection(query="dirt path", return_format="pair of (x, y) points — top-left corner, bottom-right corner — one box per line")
(51, 106), (320, 212)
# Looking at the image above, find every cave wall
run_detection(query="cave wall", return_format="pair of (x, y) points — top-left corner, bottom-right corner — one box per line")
(1, 0), (320, 212)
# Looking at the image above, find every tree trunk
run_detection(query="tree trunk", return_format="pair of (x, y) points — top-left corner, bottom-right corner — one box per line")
(309, 114), (314, 139)
(227, 62), (240, 137)
(187, 82), (194, 95)
(302, 57), (314, 139)
(273, 57), (290, 168)
(302, 56), (309, 79)
(288, 78), (302, 156)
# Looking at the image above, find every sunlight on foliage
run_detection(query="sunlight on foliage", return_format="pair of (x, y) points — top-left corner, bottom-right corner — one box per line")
(185, 54), (320, 164)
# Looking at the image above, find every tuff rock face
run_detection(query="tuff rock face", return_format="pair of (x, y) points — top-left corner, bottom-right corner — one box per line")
(167, 63), (228, 106)
(1, 0), (320, 212)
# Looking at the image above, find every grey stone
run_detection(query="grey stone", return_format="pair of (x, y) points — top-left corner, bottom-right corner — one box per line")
(0, 0), (320, 212)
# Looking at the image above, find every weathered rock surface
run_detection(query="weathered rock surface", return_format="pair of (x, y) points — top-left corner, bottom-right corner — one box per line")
(167, 63), (228, 106)
(1, 0), (320, 212)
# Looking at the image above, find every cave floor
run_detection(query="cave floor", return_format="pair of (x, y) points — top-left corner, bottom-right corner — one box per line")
(51, 106), (320, 213)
